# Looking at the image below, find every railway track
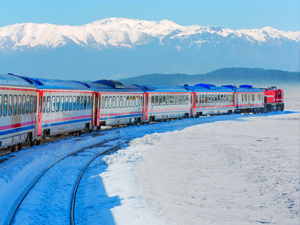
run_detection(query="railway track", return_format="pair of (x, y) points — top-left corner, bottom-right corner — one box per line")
(5, 137), (128, 225)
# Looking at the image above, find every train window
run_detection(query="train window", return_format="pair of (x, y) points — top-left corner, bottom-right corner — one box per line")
(241, 94), (244, 102)
(13, 95), (17, 115)
(3, 95), (7, 116)
(109, 96), (112, 108)
(112, 96), (116, 108)
(39, 97), (42, 113)
(158, 96), (161, 106)
(101, 96), (105, 109)
(166, 95), (169, 105)
(123, 96), (126, 108)
(56, 96), (60, 112)
(42, 96), (46, 113)
(65, 96), (68, 111)
(22, 95), (25, 114)
(75, 96), (79, 110)
(51, 96), (55, 112)
(87, 96), (90, 109)
(169, 95), (172, 105)
(61, 96), (64, 111)
(80, 96), (83, 110)
(195, 95), (198, 104)
(84, 96), (87, 109)
(8, 95), (12, 116)
(125, 96), (128, 107)
(68, 96), (71, 111)
(30, 96), (33, 114)
(162, 95), (165, 106)
(252, 94), (254, 101)
(132, 96), (135, 107)
(258, 94), (261, 101)
(207, 95), (210, 103)
(72, 96), (75, 110)
(104, 96), (108, 109)
(26, 95), (30, 114)
(0, 95), (2, 117)
(46, 96), (51, 112)
(153, 95), (157, 106)
(148, 96), (152, 106)
(217, 95), (220, 103)
(220, 95), (222, 103)
(129, 96), (132, 107)
(18, 95), (22, 115)
(136, 96), (139, 107)
(119, 96), (123, 108)
(186, 95), (189, 105)
(33, 96), (37, 113)
(90, 96), (93, 109)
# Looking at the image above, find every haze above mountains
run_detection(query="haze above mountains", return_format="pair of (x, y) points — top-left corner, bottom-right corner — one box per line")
(0, 18), (299, 80)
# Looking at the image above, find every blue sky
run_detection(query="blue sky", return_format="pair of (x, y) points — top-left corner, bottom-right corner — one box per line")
(0, 0), (299, 31)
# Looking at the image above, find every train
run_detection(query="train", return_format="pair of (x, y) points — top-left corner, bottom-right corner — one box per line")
(0, 73), (284, 152)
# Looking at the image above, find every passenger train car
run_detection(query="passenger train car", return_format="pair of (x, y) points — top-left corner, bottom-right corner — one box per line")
(0, 74), (37, 151)
(133, 85), (192, 122)
(89, 80), (144, 127)
(183, 84), (234, 116)
(0, 73), (285, 151)
(223, 85), (264, 113)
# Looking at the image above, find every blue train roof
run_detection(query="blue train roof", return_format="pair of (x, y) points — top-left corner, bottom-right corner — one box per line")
(132, 84), (190, 93)
(30, 78), (93, 91)
(183, 84), (234, 93)
(89, 80), (143, 93)
(0, 73), (37, 88)
(222, 85), (264, 93)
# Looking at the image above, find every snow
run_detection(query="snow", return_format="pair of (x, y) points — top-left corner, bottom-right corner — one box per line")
(0, 95), (299, 224)
(0, 18), (299, 50)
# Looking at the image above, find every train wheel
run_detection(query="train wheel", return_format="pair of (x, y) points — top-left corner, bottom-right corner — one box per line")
(17, 143), (23, 151)
(11, 145), (17, 152)
(36, 140), (41, 145)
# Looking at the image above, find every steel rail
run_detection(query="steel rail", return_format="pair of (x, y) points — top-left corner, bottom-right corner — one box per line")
(70, 143), (125, 225)
(5, 137), (120, 225)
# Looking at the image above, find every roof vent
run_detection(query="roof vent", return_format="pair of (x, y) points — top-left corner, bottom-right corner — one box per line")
(194, 83), (216, 89)
(72, 80), (91, 88)
(222, 85), (237, 89)
(239, 85), (253, 88)
(92, 79), (124, 89)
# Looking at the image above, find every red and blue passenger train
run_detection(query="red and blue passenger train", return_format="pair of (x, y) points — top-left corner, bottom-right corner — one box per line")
(0, 73), (284, 151)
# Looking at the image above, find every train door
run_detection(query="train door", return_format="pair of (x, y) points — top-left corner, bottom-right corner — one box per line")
(144, 93), (149, 120)
(191, 92), (196, 117)
(37, 90), (43, 137)
(94, 93), (101, 127)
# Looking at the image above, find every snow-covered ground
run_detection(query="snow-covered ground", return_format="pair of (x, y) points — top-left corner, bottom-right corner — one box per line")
(0, 95), (299, 225)
(102, 97), (299, 225)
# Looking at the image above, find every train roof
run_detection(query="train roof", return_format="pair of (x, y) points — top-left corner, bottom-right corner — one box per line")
(132, 84), (190, 93)
(89, 80), (143, 93)
(0, 73), (37, 88)
(182, 83), (234, 93)
(29, 78), (93, 91)
(222, 85), (264, 93)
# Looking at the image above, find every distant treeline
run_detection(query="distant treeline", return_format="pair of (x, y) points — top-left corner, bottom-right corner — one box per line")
(118, 68), (300, 88)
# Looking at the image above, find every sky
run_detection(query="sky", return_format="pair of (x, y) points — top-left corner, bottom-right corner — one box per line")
(0, 0), (299, 31)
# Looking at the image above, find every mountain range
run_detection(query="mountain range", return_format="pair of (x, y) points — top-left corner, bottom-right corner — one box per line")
(0, 18), (299, 80)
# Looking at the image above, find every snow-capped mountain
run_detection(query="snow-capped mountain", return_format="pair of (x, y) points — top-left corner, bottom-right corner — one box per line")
(0, 18), (299, 80)
(0, 17), (299, 50)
